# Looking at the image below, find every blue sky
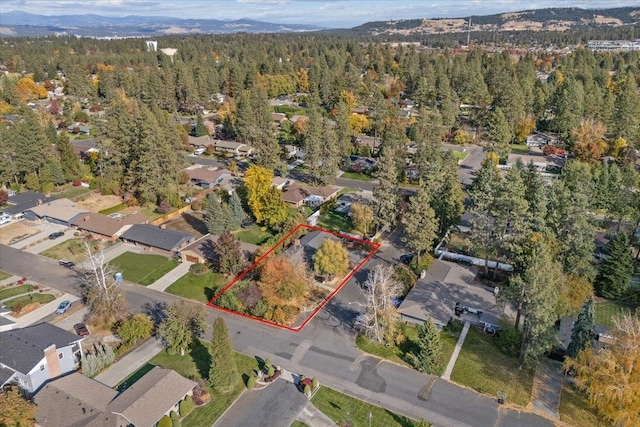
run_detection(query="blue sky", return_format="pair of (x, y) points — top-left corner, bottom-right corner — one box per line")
(1, 0), (638, 28)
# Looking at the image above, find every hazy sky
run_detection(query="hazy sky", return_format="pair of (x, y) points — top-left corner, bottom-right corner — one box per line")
(1, 0), (639, 28)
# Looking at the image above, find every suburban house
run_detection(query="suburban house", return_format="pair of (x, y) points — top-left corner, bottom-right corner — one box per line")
(35, 367), (197, 427)
(212, 139), (254, 157)
(282, 144), (299, 159)
(184, 166), (233, 189)
(526, 132), (558, 147)
(180, 234), (259, 264)
(271, 176), (291, 190)
(334, 192), (372, 215)
(24, 198), (88, 226)
(397, 260), (500, 329)
(121, 224), (195, 254)
(0, 323), (84, 394)
(2, 191), (56, 219)
(71, 139), (99, 160)
(70, 212), (148, 240)
(505, 150), (565, 173)
(272, 112), (287, 124)
(282, 184), (340, 208)
(187, 135), (211, 148)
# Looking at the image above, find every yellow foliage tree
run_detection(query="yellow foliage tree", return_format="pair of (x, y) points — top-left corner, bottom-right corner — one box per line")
(16, 76), (48, 101)
(339, 90), (357, 111)
(258, 254), (308, 310)
(486, 151), (500, 165)
(350, 203), (374, 237)
(313, 239), (350, 279)
(0, 388), (36, 427)
(572, 119), (608, 163)
(515, 114), (536, 143)
(557, 275), (593, 316)
(609, 137), (627, 158)
(243, 165), (273, 224)
(565, 314), (640, 426)
(296, 68), (310, 92)
(348, 114), (370, 135)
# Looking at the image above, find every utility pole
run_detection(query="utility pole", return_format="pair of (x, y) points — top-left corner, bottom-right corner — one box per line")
(467, 17), (471, 47)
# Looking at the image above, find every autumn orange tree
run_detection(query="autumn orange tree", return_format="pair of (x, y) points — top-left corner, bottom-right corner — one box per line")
(565, 314), (640, 426)
(257, 253), (309, 323)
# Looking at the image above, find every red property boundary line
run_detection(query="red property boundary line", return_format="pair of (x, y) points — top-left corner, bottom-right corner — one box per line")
(206, 223), (381, 332)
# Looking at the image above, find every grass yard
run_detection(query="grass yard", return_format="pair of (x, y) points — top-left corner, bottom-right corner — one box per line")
(0, 284), (34, 300)
(311, 386), (427, 427)
(356, 325), (459, 371)
(4, 293), (56, 310)
(559, 384), (609, 427)
(340, 172), (372, 181)
(510, 144), (530, 154)
(41, 238), (88, 263)
(318, 211), (353, 233)
(51, 185), (93, 200)
(290, 421), (309, 427)
(109, 252), (179, 285)
(233, 224), (273, 245)
(451, 150), (469, 162)
(165, 271), (227, 304)
(144, 342), (259, 427)
(450, 327), (534, 407)
(0, 271), (11, 281)
(594, 299), (638, 327)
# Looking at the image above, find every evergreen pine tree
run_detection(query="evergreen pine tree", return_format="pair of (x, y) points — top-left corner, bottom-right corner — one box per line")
(596, 233), (633, 299)
(193, 115), (208, 137)
(373, 153), (399, 232)
(484, 107), (512, 160)
(407, 319), (443, 375)
(567, 297), (595, 358)
(56, 132), (82, 180)
(215, 230), (245, 276)
(209, 317), (237, 393)
(402, 182), (438, 265)
(204, 194), (232, 235)
(228, 190), (245, 230)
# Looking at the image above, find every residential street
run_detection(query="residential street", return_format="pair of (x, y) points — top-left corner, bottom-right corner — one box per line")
(0, 242), (553, 427)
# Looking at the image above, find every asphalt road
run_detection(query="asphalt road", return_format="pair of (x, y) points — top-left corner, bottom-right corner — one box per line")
(0, 236), (552, 427)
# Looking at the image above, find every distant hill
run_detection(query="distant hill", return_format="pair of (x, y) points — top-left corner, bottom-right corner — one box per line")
(351, 7), (640, 36)
(0, 11), (323, 37)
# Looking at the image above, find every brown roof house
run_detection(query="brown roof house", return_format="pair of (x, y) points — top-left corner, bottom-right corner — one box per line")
(180, 234), (259, 264)
(24, 198), (88, 227)
(212, 139), (254, 157)
(0, 323), (84, 395)
(282, 184), (340, 208)
(34, 367), (197, 427)
(397, 259), (501, 329)
(184, 166), (233, 189)
(70, 212), (148, 241)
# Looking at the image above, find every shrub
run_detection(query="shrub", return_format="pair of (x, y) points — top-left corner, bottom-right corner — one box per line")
(157, 415), (172, 427)
(192, 379), (211, 405)
(312, 377), (319, 389)
(179, 395), (194, 416)
(303, 384), (311, 396)
(443, 318), (464, 335)
(394, 263), (417, 296)
(494, 317), (523, 358)
(410, 254), (434, 276)
(116, 313), (153, 347)
(264, 358), (272, 369)
(189, 263), (209, 275)
(246, 375), (256, 389)
(267, 365), (275, 377)
(170, 411), (179, 420)
(191, 198), (204, 211)
(172, 420), (181, 427)
(542, 145), (558, 156)
(157, 201), (172, 214)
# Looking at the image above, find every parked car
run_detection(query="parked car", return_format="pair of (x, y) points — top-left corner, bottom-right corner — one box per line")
(0, 214), (11, 225)
(48, 231), (65, 240)
(58, 259), (75, 269)
(193, 146), (206, 155)
(55, 300), (71, 314)
(399, 253), (414, 265)
(73, 322), (90, 337)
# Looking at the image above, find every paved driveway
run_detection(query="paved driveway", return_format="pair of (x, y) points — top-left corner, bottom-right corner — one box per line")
(214, 379), (308, 427)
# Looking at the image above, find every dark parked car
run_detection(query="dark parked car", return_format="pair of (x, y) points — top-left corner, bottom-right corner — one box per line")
(48, 231), (65, 240)
(58, 259), (75, 269)
(399, 253), (414, 265)
(55, 300), (71, 315)
(73, 322), (90, 337)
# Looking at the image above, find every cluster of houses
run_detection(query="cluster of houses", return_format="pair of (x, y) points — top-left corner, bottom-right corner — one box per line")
(0, 323), (197, 427)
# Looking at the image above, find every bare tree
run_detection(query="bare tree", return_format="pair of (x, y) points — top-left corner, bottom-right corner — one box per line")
(360, 265), (403, 345)
(80, 239), (127, 326)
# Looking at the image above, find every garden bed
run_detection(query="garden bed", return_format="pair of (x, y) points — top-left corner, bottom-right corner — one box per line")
(209, 224), (379, 331)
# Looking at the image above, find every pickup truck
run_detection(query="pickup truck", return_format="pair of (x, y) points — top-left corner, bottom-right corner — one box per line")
(73, 323), (90, 337)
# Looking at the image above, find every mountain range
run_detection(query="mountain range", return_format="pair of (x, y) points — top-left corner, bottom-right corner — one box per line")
(1, 7), (639, 38)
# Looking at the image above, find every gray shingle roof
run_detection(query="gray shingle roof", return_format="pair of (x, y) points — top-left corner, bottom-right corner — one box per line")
(0, 366), (15, 385)
(121, 224), (194, 252)
(0, 323), (82, 374)
(3, 191), (56, 215)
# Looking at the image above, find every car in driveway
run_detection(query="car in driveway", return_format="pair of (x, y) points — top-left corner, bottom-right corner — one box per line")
(55, 300), (71, 314)
(58, 259), (75, 269)
(399, 253), (414, 265)
(48, 231), (65, 240)
(193, 146), (207, 156)
(73, 322), (90, 337)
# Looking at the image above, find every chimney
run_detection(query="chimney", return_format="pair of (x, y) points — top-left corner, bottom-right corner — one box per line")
(43, 345), (62, 378)
(83, 215), (91, 221)
(38, 199), (43, 205)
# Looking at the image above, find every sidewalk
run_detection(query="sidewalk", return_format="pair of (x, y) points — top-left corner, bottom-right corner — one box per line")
(147, 261), (193, 291)
(442, 322), (470, 380)
(94, 338), (164, 388)
(24, 230), (76, 254)
(296, 403), (337, 427)
(531, 359), (563, 419)
(4, 292), (80, 328)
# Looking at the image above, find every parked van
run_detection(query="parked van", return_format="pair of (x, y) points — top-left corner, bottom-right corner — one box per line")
(0, 214), (11, 225)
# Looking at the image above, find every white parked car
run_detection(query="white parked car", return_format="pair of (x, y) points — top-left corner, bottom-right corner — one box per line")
(0, 214), (11, 225)
(194, 146), (206, 156)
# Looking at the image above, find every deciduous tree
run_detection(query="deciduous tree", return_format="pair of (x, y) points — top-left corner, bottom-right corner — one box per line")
(116, 313), (154, 347)
(0, 388), (36, 427)
(565, 314), (640, 426)
(313, 239), (349, 279)
(209, 317), (237, 393)
(360, 265), (402, 345)
(157, 301), (207, 356)
(350, 202), (374, 237)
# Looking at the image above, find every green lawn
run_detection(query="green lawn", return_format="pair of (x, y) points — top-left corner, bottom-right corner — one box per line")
(4, 293), (56, 310)
(51, 185), (93, 200)
(290, 421), (309, 427)
(559, 384), (609, 427)
(145, 342), (259, 427)
(165, 271), (227, 304)
(451, 150), (469, 162)
(109, 252), (179, 285)
(340, 172), (372, 181)
(594, 299), (638, 327)
(41, 238), (88, 263)
(233, 225), (273, 245)
(0, 284), (34, 300)
(451, 327), (534, 407)
(356, 326), (458, 371)
(0, 271), (11, 281)
(99, 203), (127, 215)
(311, 386), (428, 427)
(510, 144), (530, 154)
(318, 211), (353, 233)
